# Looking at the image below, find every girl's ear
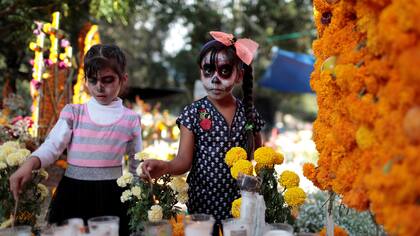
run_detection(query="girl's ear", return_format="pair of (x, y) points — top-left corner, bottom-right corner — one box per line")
(121, 73), (128, 85)
(235, 68), (244, 84)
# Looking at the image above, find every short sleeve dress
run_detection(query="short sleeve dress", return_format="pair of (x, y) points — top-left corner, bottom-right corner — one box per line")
(176, 96), (265, 221)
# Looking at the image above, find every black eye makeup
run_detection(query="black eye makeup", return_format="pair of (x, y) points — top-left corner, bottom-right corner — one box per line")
(87, 76), (116, 85)
(202, 63), (234, 79)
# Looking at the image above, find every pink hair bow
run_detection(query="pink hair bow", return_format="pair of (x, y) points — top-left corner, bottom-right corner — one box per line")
(210, 31), (259, 65)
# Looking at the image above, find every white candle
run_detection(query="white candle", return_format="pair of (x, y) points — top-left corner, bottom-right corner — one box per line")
(263, 230), (294, 236)
(185, 222), (213, 236)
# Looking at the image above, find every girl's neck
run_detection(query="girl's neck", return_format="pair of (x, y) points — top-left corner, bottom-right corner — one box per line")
(207, 95), (236, 108)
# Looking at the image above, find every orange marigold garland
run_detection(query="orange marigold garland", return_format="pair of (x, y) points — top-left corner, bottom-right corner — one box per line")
(306, 0), (420, 235)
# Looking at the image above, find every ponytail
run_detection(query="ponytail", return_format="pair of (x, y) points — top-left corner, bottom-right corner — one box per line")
(242, 63), (256, 157)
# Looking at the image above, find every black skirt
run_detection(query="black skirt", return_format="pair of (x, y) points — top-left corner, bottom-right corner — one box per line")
(48, 176), (129, 236)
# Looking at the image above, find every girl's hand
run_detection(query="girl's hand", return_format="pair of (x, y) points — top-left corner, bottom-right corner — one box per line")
(140, 159), (170, 180)
(9, 157), (40, 200)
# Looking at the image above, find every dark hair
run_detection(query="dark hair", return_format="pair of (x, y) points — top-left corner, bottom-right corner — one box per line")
(198, 40), (257, 155)
(84, 44), (127, 80)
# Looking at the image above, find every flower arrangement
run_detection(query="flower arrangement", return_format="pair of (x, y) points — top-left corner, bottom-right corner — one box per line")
(226, 146), (306, 224)
(307, 0), (420, 234)
(0, 141), (49, 228)
(117, 154), (188, 233)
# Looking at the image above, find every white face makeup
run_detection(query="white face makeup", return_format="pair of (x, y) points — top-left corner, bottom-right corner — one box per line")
(85, 68), (126, 105)
(200, 50), (242, 100)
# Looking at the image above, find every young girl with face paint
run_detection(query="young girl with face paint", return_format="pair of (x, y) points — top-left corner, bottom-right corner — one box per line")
(141, 31), (265, 233)
(9, 44), (141, 235)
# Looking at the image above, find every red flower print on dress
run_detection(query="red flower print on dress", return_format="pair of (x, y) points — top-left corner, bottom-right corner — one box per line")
(198, 108), (212, 131)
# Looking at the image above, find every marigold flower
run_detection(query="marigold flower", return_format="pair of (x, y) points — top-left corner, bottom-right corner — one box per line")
(319, 225), (349, 236)
(231, 198), (241, 218)
(273, 152), (284, 165)
(279, 170), (300, 189)
(355, 126), (375, 149)
(224, 147), (247, 167)
(230, 159), (253, 179)
(284, 187), (306, 207)
(253, 146), (276, 166)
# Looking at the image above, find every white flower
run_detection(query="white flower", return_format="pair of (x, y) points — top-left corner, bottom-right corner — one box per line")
(131, 186), (142, 199)
(0, 162), (7, 170)
(134, 152), (150, 161)
(5, 152), (26, 167)
(37, 183), (49, 200)
(1, 141), (20, 149)
(170, 177), (188, 193)
(39, 169), (49, 180)
(116, 172), (133, 188)
(0, 146), (17, 162)
(17, 148), (30, 158)
(120, 190), (133, 203)
(176, 191), (189, 204)
(136, 163), (143, 176)
(147, 205), (163, 222)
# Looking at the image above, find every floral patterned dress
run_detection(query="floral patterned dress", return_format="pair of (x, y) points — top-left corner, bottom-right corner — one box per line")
(176, 96), (265, 221)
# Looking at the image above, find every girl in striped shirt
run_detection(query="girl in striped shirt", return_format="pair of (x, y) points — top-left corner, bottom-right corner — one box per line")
(9, 44), (141, 235)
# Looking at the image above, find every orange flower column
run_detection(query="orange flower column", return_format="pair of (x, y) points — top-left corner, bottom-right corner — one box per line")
(305, 0), (420, 235)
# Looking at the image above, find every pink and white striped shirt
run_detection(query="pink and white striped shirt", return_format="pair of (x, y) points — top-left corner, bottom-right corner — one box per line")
(32, 98), (142, 180)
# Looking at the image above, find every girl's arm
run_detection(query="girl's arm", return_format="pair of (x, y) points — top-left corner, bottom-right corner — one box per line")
(9, 118), (72, 199)
(254, 132), (263, 149)
(142, 125), (194, 178)
(30, 119), (73, 167)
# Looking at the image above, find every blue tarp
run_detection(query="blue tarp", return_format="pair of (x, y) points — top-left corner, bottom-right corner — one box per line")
(259, 49), (315, 93)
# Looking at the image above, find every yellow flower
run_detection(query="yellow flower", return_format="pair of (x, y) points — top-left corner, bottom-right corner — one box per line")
(253, 147), (276, 166)
(225, 147), (247, 167)
(230, 160), (253, 179)
(284, 187), (306, 207)
(273, 152), (284, 165)
(355, 126), (375, 149)
(279, 171), (300, 189)
(148, 205), (163, 222)
(254, 163), (273, 175)
(231, 198), (241, 218)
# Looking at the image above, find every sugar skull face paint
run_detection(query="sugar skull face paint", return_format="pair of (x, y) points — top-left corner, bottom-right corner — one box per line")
(200, 50), (242, 100)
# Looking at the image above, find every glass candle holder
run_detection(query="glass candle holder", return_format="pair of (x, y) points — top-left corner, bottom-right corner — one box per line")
(0, 225), (32, 236)
(87, 215), (119, 236)
(143, 220), (172, 236)
(222, 218), (249, 236)
(184, 214), (215, 236)
(263, 223), (294, 236)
